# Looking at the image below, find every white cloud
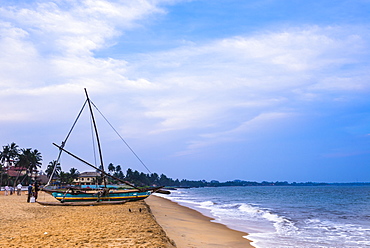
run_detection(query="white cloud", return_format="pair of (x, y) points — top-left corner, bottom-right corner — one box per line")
(0, 0), (164, 70)
(0, 0), (166, 122)
(175, 112), (294, 156)
(124, 25), (370, 154)
(130, 26), (369, 91)
(1, 0), (369, 157)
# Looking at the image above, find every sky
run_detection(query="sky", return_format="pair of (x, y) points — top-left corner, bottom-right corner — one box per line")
(1, 0), (370, 183)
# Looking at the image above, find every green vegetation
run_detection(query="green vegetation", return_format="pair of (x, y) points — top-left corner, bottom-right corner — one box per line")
(3, 143), (355, 188)
(0, 142), (42, 186)
(102, 164), (331, 188)
(105, 168), (331, 188)
(45, 160), (80, 185)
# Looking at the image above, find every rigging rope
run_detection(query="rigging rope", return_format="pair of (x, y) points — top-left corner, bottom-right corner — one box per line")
(45, 99), (88, 186)
(90, 101), (152, 174)
(90, 113), (98, 168)
(46, 96), (154, 188)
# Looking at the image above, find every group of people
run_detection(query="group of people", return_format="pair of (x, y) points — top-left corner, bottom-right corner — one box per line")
(3, 182), (39, 202)
(3, 183), (23, 196)
(27, 183), (39, 202)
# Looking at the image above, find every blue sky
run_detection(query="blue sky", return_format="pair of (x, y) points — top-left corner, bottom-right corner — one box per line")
(1, 0), (369, 183)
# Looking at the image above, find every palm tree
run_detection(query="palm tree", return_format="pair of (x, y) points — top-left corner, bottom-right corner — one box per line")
(0, 142), (20, 166)
(125, 168), (133, 181)
(17, 148), (32, 176)
(68, 167), (80, 184)
(0, 143), (20, 186)
(17, 148), (42, 184)
(149, 173), (159, 185)
(114, 165), (124, 179)
(58, 168), (80, 185)
(45, 160), (61, 178)
(59, 171), (69, 185)
(108, 163), (115, 174)
(28, 149), (42, 173)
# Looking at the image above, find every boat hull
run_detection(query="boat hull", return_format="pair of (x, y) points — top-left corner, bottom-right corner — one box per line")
(37, 200), (127, 206)
(51, 190), (151, 202)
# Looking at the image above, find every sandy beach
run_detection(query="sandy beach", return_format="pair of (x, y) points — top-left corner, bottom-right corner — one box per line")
(0, 191), (253, 248)
(146, 195), (253, 248)
(0, 191), (174, 248)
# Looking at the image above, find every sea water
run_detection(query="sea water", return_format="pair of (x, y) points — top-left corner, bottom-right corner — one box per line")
(156, 185), (370, 248)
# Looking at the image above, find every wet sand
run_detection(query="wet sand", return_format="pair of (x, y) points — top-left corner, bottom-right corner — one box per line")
(146, 195), (253, 248)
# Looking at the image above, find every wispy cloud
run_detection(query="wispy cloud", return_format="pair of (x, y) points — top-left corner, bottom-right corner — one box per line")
(175, 112), (294, 156)
(126, 26), (370, 139)
(0, 0), (166, 122)
(1, 1), (370, 182)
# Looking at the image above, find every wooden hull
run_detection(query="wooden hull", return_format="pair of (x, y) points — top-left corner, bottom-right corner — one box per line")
(50, 190), (151, 202)
(37, 200), (127, 206)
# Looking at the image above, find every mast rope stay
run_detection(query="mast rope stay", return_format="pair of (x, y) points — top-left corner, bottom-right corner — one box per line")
(45, 99), (88, 187)
(90, 101), (153, 174)
(89, 113), (98, 169)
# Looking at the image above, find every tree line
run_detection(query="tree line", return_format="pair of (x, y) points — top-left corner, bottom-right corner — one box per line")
(0, 142), (184, 187)
(1, 143), (333, 188)
(0, 143), (42, 187)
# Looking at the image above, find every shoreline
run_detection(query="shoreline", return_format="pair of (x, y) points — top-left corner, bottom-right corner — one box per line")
(145, 195), (254, 248)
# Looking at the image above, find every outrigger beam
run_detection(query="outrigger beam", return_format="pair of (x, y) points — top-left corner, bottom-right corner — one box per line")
(52, 143), (170, 194)
(53, 143), (143, 191)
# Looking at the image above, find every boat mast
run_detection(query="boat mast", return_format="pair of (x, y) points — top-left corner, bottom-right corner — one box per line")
(84, 88), (107, 187)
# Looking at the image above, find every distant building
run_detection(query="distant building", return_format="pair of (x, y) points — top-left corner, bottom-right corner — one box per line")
(5, 166), (27, 177)
(73, 172), (100, 185)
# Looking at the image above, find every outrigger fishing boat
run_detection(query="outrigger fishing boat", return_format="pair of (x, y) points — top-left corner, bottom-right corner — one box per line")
(40, 89), (168, 205)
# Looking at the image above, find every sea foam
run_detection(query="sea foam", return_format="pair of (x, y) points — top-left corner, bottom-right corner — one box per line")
(158, 185), (370, 248)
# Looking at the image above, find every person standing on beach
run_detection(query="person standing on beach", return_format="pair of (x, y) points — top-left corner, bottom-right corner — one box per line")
(27, 184), (32, 202)
(4, 185), (9, 196)
(17, 183), (22, 195)
(33, 183), (39, 200)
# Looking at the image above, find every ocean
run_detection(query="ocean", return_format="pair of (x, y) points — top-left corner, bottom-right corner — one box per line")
(156, 185), (370, 248)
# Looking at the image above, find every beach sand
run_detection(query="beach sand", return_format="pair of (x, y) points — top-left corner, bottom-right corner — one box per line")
(0, 191), (174, 248)
(146, 195), (253, 248)
(0, 191), (253, 248)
